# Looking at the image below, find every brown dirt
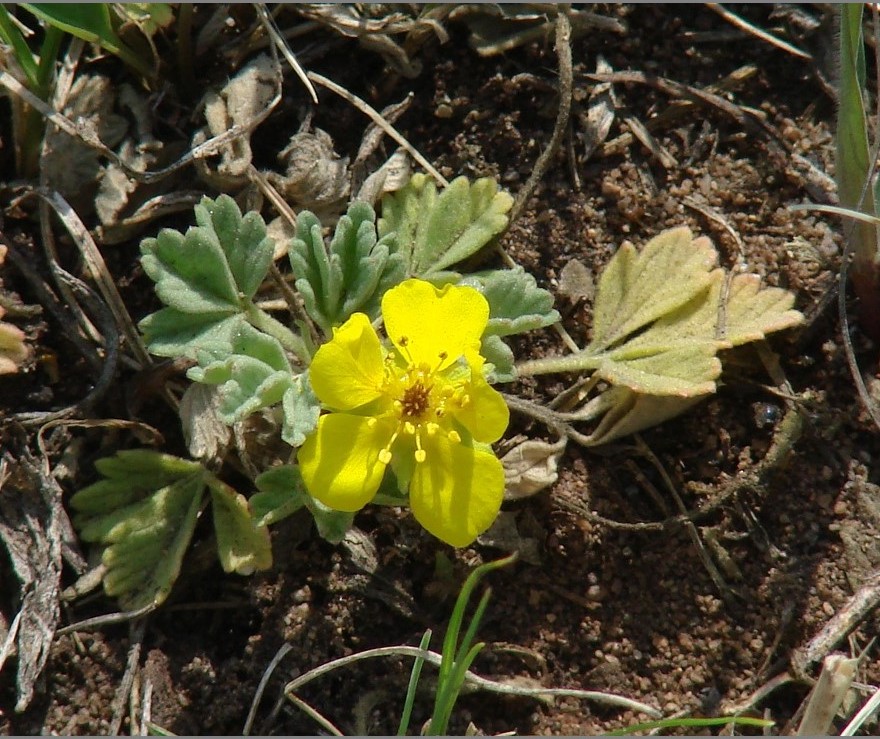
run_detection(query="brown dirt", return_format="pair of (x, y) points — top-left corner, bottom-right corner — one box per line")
(2, 4), (880, 736)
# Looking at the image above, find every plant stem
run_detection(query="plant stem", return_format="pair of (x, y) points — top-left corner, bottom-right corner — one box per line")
(246, 304), (311, 364)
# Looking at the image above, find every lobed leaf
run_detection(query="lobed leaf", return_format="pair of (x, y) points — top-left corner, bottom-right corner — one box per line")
(71, 450), (207, 610)
(461, 267), (559, 337)
(139, 195), (275, 357)
(251, 465), (308, 527)
(480, 334), (516, 384)
(721, 273), (804, 346)
(591, 226), (717, 351)
(281, 371), (321, 447)
(188, 322), (294, 424)
(208, 477), (272, 575)
(378, 174), (514, 276)
(289, 201), (404, 334)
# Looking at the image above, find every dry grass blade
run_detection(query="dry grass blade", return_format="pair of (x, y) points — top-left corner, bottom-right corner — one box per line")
(31, 188), (151, 369)
(243, 642), (295, 735)
(108, 618), (148, 736)
(706, 3), (812, 60)
(283, 644), (662, 718)
(796, 654), (858, 735)
(307, 71), (446, 187)
(255, 3), (318, 103)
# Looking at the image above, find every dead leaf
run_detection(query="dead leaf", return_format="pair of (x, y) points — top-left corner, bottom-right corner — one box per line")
(502, 437), (566, 500)
(0, 449), (83, 711)
(179, 384), (233, 464)
(269, 129), (350, 217)
(477, 512), (542, 565)
(557, 259), (594, 303)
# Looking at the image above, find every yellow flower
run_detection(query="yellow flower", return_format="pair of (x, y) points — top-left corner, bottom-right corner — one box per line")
(298, 279), (509, 546)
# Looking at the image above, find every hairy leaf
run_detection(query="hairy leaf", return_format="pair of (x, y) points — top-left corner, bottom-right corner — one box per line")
(461, 267), (559, 337)
(189, 322), (293, 423)
(208, 477), (272, 575)
(71, 451), (207, 610)
(480, 334), (516, 384)
(378, 174), (513, 276)
(139, 195), (275, 357)
(722, 273), (804, 346)
(281, 371), (321, 447)
(290, 201), (404, 334)
(250, 464), (353, 539)
(251, 465), (308, 527)
(519, 226), (804, 445)
(591, 226), (717, 351)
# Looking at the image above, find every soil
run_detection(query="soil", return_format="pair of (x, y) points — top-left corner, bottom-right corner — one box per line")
(2, 4), (880, 736)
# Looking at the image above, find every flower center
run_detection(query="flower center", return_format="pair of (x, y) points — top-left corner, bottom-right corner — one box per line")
(400, 380), (431, 420)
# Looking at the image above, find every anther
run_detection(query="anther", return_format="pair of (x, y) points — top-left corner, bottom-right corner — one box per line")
(448, 430), (461, 444)
(378, 449), (392, 465)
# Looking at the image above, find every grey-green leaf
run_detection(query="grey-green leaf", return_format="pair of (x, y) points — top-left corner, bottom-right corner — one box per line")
(289, 201), (404, 334)
(281, 371), (320, 447)
(461, 267), (559, 337)
(378, 174), (514, 276)
(70, 450), (208, 611)
(251, 465), (308, 527)
(188, 322), (294, 423)
(480, 334), (516, 383)
(139, 194), (276, 357)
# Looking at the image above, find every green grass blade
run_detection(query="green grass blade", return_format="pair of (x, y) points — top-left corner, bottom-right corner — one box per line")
(397, 629), (431, 736)
(0, 6), (40, 89)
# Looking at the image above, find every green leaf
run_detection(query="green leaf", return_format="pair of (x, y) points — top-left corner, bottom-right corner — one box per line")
(251, 466), (308, 527)
(517, 226), (803, 445)
(139, 195), (301, 360)
(251, 465), (353, 539)
(208, 477), (272, 575)
(70, 451), (207, 610)
(21, 3), (154, 80)
(189, 322), (293, 423)
(722, 273), (804, 346)
(378, 174), (514, 276)
(461, 267), (559, 337)
(479, 334), (516, 383)
(289, 201), (405, 334)
(305, 496), (355, 543)
(281, 371), (321, 447)
(0, 6), (39, 90)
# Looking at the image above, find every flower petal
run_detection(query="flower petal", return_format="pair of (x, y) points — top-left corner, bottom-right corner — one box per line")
(382, 279), (488, 370)
(409, 434), (504, 547)
(298, 414), (394, 511)
(309, 313), (385, 411)
(450, 350), (510, 443)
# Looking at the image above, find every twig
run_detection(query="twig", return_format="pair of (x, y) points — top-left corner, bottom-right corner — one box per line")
(108, 617), (148, 736)
(791, 568), (880, 679)
(307, 71), (447, 187)
(509, 12), (573, 226)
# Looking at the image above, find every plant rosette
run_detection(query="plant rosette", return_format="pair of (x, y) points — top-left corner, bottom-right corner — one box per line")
(298, 278), (510, 547)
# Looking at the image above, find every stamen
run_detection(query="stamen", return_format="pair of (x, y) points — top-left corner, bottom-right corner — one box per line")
(414, 429), (426, 463)
(379, 427), (402, 465)
(448, 429), (461, 444)
(404, 421), (416, 435)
